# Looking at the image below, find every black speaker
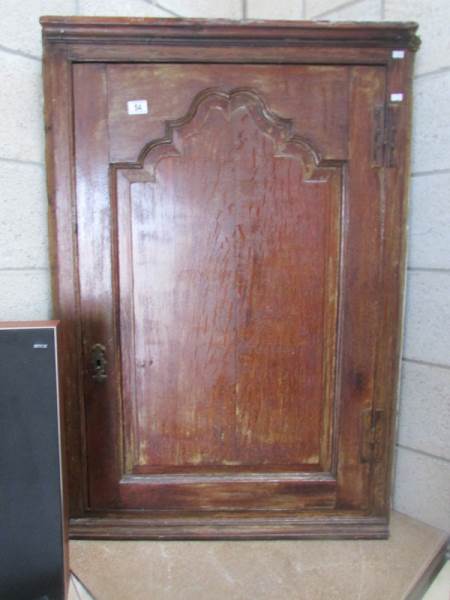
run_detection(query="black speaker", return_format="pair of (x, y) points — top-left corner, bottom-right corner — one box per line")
(0, 321), (67, 600)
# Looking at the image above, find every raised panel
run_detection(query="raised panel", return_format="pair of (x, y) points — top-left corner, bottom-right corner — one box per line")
(113, 90), (341, 484)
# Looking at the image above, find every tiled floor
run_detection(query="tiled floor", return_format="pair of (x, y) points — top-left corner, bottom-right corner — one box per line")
(69, 512), (448, 600)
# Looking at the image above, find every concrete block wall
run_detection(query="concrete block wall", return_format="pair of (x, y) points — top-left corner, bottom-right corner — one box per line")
(0, 0), (448, 532)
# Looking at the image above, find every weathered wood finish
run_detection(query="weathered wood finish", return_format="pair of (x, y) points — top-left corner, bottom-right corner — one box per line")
(41, 17), (419, 539)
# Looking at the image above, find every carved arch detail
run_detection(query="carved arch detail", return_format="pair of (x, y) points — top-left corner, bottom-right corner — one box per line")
(119, 88), (335, 184)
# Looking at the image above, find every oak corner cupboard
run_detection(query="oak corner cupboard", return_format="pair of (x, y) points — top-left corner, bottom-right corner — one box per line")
(41, 16), (420, 540)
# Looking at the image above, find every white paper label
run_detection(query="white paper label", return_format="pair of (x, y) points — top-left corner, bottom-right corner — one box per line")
(392, 50), (405, 59)
(390, 93), (404, 103)
(127, 100), (148, 115)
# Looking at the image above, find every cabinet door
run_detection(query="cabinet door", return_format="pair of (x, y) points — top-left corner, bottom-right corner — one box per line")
(73, 63), (385, 515)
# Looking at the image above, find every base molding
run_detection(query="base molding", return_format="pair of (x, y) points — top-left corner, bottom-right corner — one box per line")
(70, 513), (389, 540)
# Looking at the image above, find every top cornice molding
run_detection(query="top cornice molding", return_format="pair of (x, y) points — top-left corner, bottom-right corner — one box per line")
(40, 17), (421, 51)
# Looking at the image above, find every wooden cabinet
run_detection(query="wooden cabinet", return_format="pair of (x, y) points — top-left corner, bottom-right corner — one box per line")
(41, 17), (419, 539)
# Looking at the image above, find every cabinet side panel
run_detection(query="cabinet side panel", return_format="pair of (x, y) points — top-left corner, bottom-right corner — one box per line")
(372, 51), (416, 515)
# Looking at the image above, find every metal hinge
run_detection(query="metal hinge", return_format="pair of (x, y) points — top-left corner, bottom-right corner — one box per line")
(360, 408), (385, 463)
(373, 105), (400, 168)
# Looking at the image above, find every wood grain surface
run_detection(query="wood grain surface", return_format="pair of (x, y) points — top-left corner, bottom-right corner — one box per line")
(42, 18), (418, 538)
